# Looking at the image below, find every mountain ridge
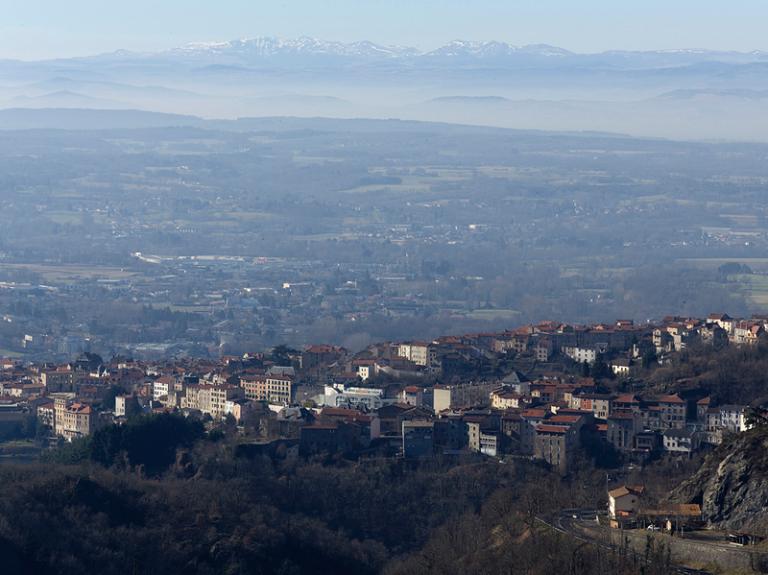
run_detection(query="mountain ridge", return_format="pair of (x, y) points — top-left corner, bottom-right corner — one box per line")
(18, 37), (768, 66)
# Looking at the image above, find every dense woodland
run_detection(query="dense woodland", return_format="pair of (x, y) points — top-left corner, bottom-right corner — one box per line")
(0, 407), (695, 575)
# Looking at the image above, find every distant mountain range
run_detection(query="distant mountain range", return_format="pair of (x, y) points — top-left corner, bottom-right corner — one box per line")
(3, 37), (768, 141)
(69, 37), (768, 68)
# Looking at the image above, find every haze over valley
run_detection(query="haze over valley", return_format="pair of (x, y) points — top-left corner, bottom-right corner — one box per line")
(4, 37), (768, 140)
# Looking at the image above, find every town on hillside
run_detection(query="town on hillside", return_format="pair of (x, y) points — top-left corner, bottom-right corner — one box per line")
(0, 312), (765, 469)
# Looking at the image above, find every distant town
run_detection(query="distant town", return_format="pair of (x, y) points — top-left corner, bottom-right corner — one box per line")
(1, 312), (762, 463)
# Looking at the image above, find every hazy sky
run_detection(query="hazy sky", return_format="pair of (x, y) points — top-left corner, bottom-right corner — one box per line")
(1, 0), (767, 60)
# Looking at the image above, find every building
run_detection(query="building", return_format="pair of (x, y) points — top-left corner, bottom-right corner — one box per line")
(54, 396), (96, 442)
(717, 404), (750, 434)
(478, 429), (500, 457)
(153, 376), (173, 402)
(433, 381), (495, 412)
(40, 368), (76, 392)
(433, 415), (468, 451)
(657, 394), (687, 429)
(400, 386), (424, 407)
(301, 345), (346, 371)
(397, 342), (430, 367)
(320, 407), (381, 445)
(240, 375), (293, 405)
(377, 404), (432, 436)
(325, 385), (389, 411)
(490, 389), (524, 410)
(608, 485), (644, 521)
(663, 428), (701, 454)
(534, 424), (578, 474)
(265, 376), (292, 405)
(299, 424), (356, 455)
(224, 398), (257, 424)
(569, 393), (613, 420)
(402, 420), (434, 458)
(562, 344), (606, 364)
(607, 413), (642, 452)
(115, 395), (140, 418)
(183, 384), (245, 419)
(610, 358), (633, 377)
(36, 401), (55, 430)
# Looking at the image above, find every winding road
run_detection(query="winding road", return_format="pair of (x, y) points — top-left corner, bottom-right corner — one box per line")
(537, 508), (711, 575)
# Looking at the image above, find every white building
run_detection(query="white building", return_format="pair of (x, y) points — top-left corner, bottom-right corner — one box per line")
(608, 485), (644, 520)
(323, 385), (391, 411)
(153, 379), (170, 401)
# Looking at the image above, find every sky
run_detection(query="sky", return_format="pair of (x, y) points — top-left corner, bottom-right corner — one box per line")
(1, 0), (767, 60)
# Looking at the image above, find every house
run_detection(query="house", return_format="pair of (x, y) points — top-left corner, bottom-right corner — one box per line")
(707, 313), (734, 334)
(731, 321), (764, 346)
(608, 485), (645, 521)
(663, 428), (701, 454)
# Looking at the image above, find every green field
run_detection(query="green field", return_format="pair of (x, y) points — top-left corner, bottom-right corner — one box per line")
(731, 274), (768, 306)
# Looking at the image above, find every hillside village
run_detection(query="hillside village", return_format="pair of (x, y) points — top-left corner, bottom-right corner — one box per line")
(0, 312), (764, 477)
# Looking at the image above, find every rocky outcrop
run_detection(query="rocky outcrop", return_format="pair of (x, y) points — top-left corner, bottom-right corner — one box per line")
(673, 427), (768, 536)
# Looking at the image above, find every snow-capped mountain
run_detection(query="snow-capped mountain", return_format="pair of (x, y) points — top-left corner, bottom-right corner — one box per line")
(72, 37), (768, 69)
(168, 36), (419, 60)
(425, 40), (572, 58)
(168, 37), (576, 61)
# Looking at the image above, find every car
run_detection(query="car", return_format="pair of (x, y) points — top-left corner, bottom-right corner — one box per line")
(647, 525), (661, 531)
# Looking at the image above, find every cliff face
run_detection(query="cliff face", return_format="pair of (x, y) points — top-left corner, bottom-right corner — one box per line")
(673, 427), (768, 536)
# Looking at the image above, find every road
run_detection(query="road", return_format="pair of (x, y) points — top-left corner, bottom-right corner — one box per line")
(538, 509), (711, 575)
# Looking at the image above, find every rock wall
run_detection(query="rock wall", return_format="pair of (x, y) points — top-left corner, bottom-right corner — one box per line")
(674, 427), (768, 536)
